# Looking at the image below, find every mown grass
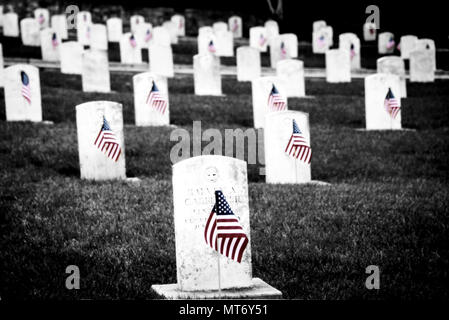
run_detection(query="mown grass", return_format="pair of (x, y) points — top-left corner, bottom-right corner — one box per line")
(1, 59), (449, 299)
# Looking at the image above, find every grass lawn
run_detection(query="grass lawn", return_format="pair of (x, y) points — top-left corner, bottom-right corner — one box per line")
(1, 54), (449, 299)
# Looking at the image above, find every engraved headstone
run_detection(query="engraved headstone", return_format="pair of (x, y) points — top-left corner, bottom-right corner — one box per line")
(4, 64), (42, 122)
(365, 73), (402, 130)
(252, 76), (288, 128)
(133, 72), (169, 126)
(89, 24), (108, 51)
(193, 54), (222, 96)
(276, 59), (305, 97)
(270, 36), (291, 68)
(51, 14), (68, 40)
(313, 20), (326, 32)
(339, 33), (361, 70)
(81, 49), (111, 93)
(265, 111), (312, 183)
(149, 43), (174, 77)
(3, 13), (19, 37)
(197, 31), (216, 55)
(376, 56), (407, 97)
(228, 16), (242, 38)
(378, 32), (395, 54)
(120, 32), (142, 64)
(414, 38), (436, 70)
(152, 26), (171, 46)
(76, 101), (126, 180)
(312, 26), (332, 53)
(399, 35), (418, 59)
(214, 30), (233, 57)
(264, 20), (279, 46)
(212, 21), (228, 34)
(106, 17), (123, 43)
(249, 26), (268, 52)
(20, 18), (41, 46)
(363, 22), (377, 41)
(409, 49), (435, 82)
(135, 22), (153, 47)
(236, 46), (261, 82)
(325, 49), (351, 83)
(162, 20), (178, 44)
(40, 28), (61, 62)
(171, 14), (185, 37)
(60, 41), (83, 75)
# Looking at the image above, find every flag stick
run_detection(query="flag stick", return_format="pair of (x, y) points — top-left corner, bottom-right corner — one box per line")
(217, 251), (222, 299)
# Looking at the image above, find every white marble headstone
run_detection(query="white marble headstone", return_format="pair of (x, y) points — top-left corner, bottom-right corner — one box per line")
(264, 20), (279, 46)
(82, 49), (111, 93)
(119, 32), (142, 64)
(312, 26), (332, 53)
(171, 14), (185, 37)
(339, 33), (361, 70)
(60, 41), (83, 75)
(76, 11), (92, 46)
(276, 59), (305, 97)
(162, 20), (178, 44)
(410, 49), (435, 82)
(249, 27), (268, 52)
(236, 46), (261, 82)
(51, 14), (68, 40)
(193, 54), (222, 96)
(20, 18), (41, 46)
(3, 13), (19, 37)
(363, 22), (377, 41)
(325, 49), (351, 83)
(89, 24), (108, 51)
(135, 22), (153, 47)
(376, 56), (407, 98)
(149, 43), (174, 77)
(313, 20), (326, 32)
(198, 26), (213, 36)
(265, 110), (312, 183)
(270, 36), (291, 68)
(0, 5), (3, 27)
(152, 26), (171, 46)
(214, 30), (233, 57)
(252, 76), (288, 128)
(399, 35), (418, 59)
(4, 64), (42, 122)
(212, 21), (228, 34)
(40, 28), (61, 62)
(133, 72), (169, 126)
(197, 32), (216, 55)
(0, 44), (4, 87)
(34, 8), (49, 29)
(130, 15), (144, 34)
(378, 32), (395, 54)
(76, 101), (126, 180)
(106, 18), (123, 43)
(415, 39), (436, 70)
(365, 73), (402, 130)
(172, 155), (253, 291)
(228, 16), (242, 38)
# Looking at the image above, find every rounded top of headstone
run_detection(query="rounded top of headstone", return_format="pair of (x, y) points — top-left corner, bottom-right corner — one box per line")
(76, 101), (122, 113)
(265, 109), (309, 122)
(172, 155), (247, 171)
(276, 58), (303, 69)
(365, 72), (400, 83)
(5, 63), (39, 73)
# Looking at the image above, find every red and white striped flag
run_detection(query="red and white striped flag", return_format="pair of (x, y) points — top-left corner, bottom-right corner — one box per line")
(21, 71), (31, 104)
(94, 117), (122, 162)
(38, 14), (45, 25)
(386, 36), (395, 50)
(268, 84), (287, 112)
(231, 19), (239, 32)
(146, 81), (168, 115)
(144, 29), (152, 42)
(204, 190), (249, 263)
(51, 32), (59, 48)
(384, 87), (400, 119)
(258, 33), (266, 47)
(130, 34), (137, 48)
(208, 40), (216, 53)
(280, 41), (287, 59)
(285, 119), (312, 164)
(350, 43), (356, 60)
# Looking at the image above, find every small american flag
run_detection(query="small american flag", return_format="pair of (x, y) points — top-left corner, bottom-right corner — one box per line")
(386, 36), (395, 50)
(208, 40), (216, 53)
(83, 13), (87, 22)
(94, 117), (122, 162)
(146, 81), (168, 115)
(397, 42), (401, 51)
(21, 71), (31, 104)
(231, 19), (239, 32)
(130, 34), (137, 48)
(145, 29), (152, 42)
(318, 35), (325, 48)
(86, 26), (90, 39)
(280, 41), (287, 59)
(204, 190), (249, 263)
(38, 14), (45, 25)
(51, 32), (59, 48)
(178, 19), (183, 30)
(369, 27), (375, 35)
(350, 43), (356, 60)
(285, 119), (312, 164)
(258, 33), (266, 46)
(384, 87), (400, 119)
(268, 84), (287, 112)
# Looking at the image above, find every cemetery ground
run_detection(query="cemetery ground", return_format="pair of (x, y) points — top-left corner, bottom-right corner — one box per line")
(1, 45), (449, 299)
